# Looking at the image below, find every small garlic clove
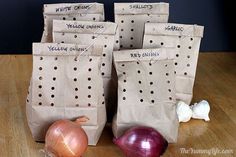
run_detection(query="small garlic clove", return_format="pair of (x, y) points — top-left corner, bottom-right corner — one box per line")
(176, 101), (193, 122)
(191, 100), (210, 121)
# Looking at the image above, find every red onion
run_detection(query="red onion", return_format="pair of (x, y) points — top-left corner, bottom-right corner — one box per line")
(44, 116), (89, 157)
(113, 126), (168, 157)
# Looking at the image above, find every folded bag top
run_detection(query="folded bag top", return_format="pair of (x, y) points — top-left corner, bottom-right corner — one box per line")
(33, 43), (103, 56)
(113, 47), (175, 62)
(44, 3), (104, 15)
(114, 2), (169, 15)
(144, 23), (204, 37)
(53, 20), (117, 35)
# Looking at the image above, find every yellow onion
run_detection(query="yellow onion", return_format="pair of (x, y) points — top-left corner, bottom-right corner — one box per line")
(44, 116), (89, 157)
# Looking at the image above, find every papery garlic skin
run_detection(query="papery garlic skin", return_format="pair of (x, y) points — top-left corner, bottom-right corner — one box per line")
(176, 101), (193, 122)
(191, 100), (210, 121)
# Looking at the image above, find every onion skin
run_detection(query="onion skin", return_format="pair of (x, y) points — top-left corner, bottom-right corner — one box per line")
(45, 117), (89, 157)
(113, 126), (168, 157)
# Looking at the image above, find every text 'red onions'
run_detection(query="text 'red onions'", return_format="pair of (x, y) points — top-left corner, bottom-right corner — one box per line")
(44, 116), (89, 157)
(113, 126), (168, 157)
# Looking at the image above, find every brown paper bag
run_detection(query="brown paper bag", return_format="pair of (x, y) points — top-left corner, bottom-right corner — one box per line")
(143, 23), (204, 104)
(114, 3), (169, 49)
(53, 20), (117, 78)
(26, 43), (106, 145)
(41, 3), (104, 42)
(112, 48), (179, 143)
(52, 20), (118, 107)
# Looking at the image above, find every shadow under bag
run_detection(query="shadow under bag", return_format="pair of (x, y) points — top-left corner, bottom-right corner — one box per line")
(112, 48), (179, 143)
(26, 43), (106, 145)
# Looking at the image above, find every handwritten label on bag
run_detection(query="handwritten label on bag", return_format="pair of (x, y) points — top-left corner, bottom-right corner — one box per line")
(55, 5), (91, 13)
(129, 4), (153, 10)
(66, 23), (104, 30)
(130, 51), (159, 58)
(165, 25), (184, 32)
(47, 45), (86, 52)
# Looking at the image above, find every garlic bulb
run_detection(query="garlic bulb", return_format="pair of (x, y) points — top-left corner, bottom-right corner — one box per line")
(176, 101), (193, 122)
(191, 100), (210, 121)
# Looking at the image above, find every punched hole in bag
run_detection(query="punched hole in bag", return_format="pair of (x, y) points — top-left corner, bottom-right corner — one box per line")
(75, 45), (96, 108)
(145, 25), (198, 79)
(54, 23), (114, 78)
(176, 28), (196, 77)
(153, 58), (174, 101)
(123, 57), (172, 104)
(29, 42), (107, 145)
(49, 45), (93, 108)
(135, 59), (160, 104)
